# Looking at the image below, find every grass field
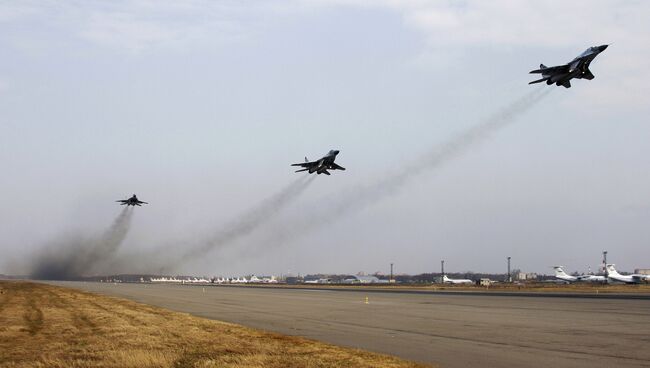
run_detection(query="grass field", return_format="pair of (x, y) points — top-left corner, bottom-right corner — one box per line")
(0, 281), (429, 368)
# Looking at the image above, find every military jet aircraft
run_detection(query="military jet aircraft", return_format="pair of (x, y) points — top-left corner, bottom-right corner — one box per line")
(116, 194), (148, 206)
(529, 44), (608, 88)
(291, 150), (346, 175)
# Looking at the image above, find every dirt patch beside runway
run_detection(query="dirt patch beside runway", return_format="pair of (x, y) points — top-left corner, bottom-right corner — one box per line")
(0, 281), (428, 368)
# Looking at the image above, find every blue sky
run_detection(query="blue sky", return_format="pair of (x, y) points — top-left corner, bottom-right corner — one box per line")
(1, 1), (649, 276)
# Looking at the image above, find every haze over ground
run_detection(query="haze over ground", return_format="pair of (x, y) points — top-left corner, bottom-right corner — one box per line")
(1, 1), (649, 277)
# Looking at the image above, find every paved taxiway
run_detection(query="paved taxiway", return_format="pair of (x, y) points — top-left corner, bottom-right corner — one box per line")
(51, 282), (650, 368)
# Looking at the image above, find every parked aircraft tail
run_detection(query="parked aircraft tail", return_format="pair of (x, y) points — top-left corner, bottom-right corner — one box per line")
(553, 266), (570, 278)
(605, 264), (621, 277)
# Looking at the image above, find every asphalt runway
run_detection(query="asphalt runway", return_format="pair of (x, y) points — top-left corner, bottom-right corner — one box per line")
(50, 282), (650, 368)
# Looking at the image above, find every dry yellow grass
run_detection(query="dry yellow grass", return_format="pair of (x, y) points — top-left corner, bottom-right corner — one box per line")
(0, 281), (430, 368)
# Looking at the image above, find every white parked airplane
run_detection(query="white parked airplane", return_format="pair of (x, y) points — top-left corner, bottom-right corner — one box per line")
(553, 266), (606, 283)
(230, 277), (248, 284)
(442, 275), (474, 285)
(248, 275), (262, 283)
(263, 276), (278, 283)
(606, 264), (650, 284)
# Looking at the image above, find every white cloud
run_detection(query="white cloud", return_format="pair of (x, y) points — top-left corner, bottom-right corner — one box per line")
(5, 1), (648, 54)
(308, 0), (650, 110)
(74, 1), (258, 53)
(2, 1), (649, 108)
(0, 2), (41, 22)
(79, 11), (180, 52)
(0, 1), (295, 54)
(320, 0), (649, 48)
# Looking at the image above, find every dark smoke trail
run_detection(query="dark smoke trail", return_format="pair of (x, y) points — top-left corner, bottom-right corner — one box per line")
(169, 174), (316, 266)
(88, 207), (134, 272)
(263, 89), (552, 246)
(118, 90), (549, 272)
(30, 207), (134, 279)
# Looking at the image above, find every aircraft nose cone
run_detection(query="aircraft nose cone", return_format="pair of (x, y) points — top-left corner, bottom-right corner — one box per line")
(598, 44), (608, 52)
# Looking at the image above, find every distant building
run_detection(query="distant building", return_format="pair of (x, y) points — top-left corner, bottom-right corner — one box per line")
(479, 278), (494, 286)
(635, 269), (650, 275)
(285, 276), (302, 284)
(516, 272), (538, 281)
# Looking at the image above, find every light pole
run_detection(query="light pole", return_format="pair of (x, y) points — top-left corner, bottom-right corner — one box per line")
(441, 260), (445, 283)
(507, 256), (511, 283)
(390, 263), (394, 283)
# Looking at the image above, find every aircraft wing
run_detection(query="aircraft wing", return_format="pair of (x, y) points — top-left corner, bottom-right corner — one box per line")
(291, 161), (319, 168)
(632, 275), (649, 282)
(529, 64), (570, 74)
(330, 163), (346, 171)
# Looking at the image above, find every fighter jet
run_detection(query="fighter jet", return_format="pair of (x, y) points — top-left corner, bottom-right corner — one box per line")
(116, 194), (148, 206)
(529, 44), (608, 88)
(291, 150), (346, 175)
